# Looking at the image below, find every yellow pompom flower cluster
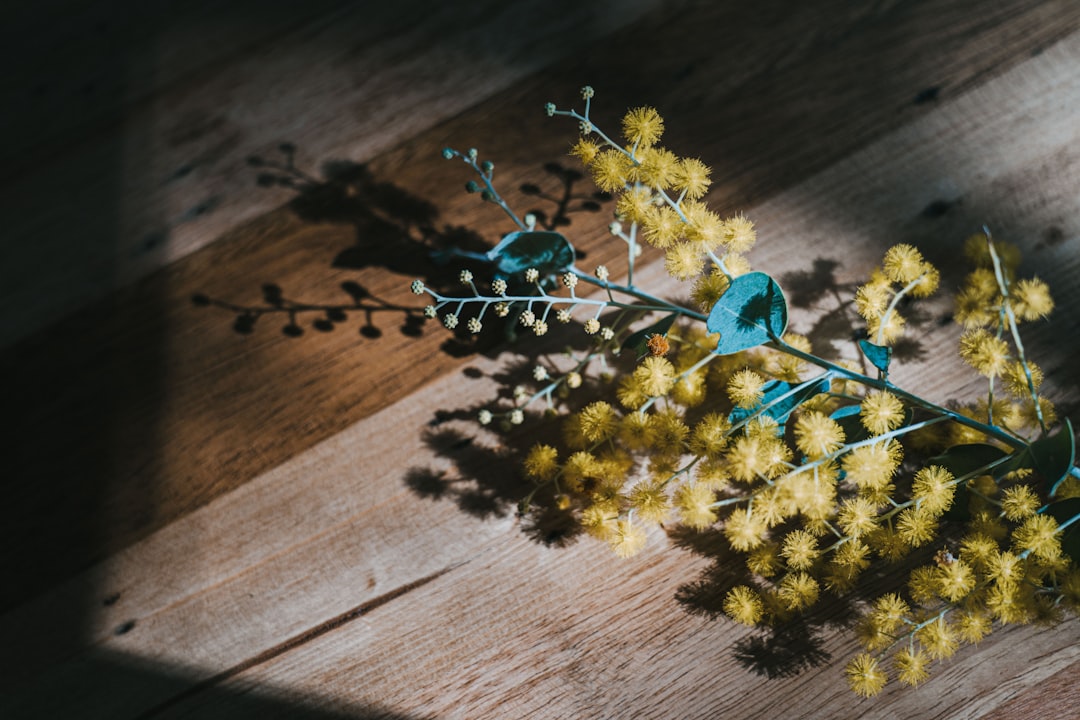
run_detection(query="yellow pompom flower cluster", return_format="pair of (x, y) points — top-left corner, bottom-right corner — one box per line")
(950, 232), (1057, 436)
(955, 233), (1053, 328)
(571, 104), (758, 283)
(425, 90), (1079, 701)
(855, 244), (939, 345)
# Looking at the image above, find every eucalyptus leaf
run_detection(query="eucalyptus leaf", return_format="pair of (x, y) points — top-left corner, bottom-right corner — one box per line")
(729, 376), (831, 427)
(931, 443), (1009, 478)
(622, 313), (678, 359)
(707, 272), (788, 355)
(1032, 418), (1076, 497)
(1044, 497), (1080, 561)
(858, 339), (892, 374)
(487, 231), (575, 275)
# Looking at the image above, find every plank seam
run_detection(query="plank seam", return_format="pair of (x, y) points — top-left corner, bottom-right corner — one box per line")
(132, 561), (466, 719)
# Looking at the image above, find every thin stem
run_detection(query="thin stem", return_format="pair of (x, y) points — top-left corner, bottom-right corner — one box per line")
(769, 338), (1032, 453)
(876, 274), (925, 346)
(985, 231), (1047, 433)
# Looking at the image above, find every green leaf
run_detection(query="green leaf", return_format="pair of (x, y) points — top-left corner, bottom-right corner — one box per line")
(729, 376), (831, 427)
(1032, 418), (1076, 497)
(622, 313), (678, 359)
(931, 443), (1009, 478)
(707, 272), (788, 355)
(858, 339), (892, 374)
(1044, 497), (1080, 561)
(487, 231), (575, 275)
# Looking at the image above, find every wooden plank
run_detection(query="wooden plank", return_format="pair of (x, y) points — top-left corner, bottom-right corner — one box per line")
(141, 32), (1080, 716)
(148, 542), (1078, 720)
(0, 0), (671, 347)
(6, 27), (1080, 711)
(978, 658), (1080, 720)
(0, 350), (519, 718)
(0, 0), (356, 174)
(5, 0), (1077, 617)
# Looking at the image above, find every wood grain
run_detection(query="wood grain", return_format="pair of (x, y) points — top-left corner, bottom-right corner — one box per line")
(5, 23), (1080, 714)
(5, 0), (1079, 618)
(6, 2), (1080, 718)
(0, 0), (671, 347)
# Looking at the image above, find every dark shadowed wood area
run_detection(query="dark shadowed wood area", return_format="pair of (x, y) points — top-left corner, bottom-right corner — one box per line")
(2, 1), (1079, 718)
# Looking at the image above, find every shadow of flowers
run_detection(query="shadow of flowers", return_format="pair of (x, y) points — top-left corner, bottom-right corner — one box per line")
(192, 144), (609, 352)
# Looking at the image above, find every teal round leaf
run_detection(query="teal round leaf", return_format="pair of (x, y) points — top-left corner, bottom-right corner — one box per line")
(728, 375), (831, 427)
(707, 272), (788, 355)
(487, 231), (575, 275)
(1044, 497), (1080, 561)
(858, 339), (892, 374)
(1035, 418), (1076, 497)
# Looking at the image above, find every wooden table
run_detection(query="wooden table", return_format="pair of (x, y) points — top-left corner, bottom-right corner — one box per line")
(2, 1), (1079, 717)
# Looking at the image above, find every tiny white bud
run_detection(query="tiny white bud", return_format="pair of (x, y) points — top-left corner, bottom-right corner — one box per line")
(533, 366), (549, 381)
(459, 269), (473, 285)
(491, 278), (507, 295)
(442, 147), (455, 160)
(581, 85), (595, 99)
(524, 268), (540, 283)
(600, 326), (614, 340)
(608, 222), (622, 236)
(513, 385), (529, 401)
(524, 213), (537, 229)
(509, 409), (525, 425)
(468, 148), (478, 160)
(556, 309), (572, 323)
(533, 320), (549, 336)
(520, 309), (536, 327)
(583, 318), (600, 335)
(467, 317), (482, 334)
(566, 372), (582, 389)
(477, 409), (492, 425)
(443, 313), (459, 329)
(594, 265), (609, 281)
(410, 279), (425, 295)
(494, 302), (510, 317)
(424, 305), (437, 318)
(561, 272), (578, 289)
(579, 120), (593, 135)
(544, 102), (556, 117)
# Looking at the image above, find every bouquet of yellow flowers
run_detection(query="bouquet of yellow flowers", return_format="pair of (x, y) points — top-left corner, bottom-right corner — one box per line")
(410, 86), (1079, 697)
